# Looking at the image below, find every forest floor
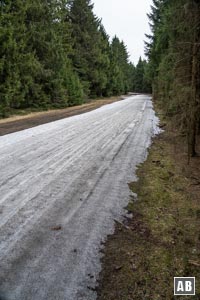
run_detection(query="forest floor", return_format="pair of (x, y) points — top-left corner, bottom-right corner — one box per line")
(97, 109), (200, 299)
(0, 96), (126, 136)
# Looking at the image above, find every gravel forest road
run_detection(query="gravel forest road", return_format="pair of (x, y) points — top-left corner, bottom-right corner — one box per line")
(0, 95), (159, 300)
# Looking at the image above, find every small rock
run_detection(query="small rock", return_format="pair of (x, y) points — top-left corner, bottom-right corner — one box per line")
(132, 264), (137, 271)
(114, 265), (123, 271)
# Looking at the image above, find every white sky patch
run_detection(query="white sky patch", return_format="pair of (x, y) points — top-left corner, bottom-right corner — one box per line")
(92, 0), (153, 65)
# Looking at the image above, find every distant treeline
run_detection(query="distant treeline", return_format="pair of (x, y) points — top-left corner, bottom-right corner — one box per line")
(0, 0), (150, 117)
(145, 0), (200, 157)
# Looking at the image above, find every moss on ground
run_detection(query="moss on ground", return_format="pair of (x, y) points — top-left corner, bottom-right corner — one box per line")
(97, 117), (200, 300)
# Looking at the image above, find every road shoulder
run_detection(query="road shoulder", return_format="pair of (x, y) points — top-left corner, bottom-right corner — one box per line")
(0, 96), (124, 136)
(97, 111), (200, 299)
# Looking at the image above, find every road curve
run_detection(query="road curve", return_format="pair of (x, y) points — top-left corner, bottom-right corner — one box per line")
(0, 95), (159, 300)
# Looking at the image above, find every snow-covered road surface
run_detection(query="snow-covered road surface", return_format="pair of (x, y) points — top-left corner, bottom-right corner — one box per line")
(0, 95), (159, 300)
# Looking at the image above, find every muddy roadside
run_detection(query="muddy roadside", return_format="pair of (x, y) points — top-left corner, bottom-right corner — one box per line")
(0, 96), (125, 136)
(97, 111), (200, 299)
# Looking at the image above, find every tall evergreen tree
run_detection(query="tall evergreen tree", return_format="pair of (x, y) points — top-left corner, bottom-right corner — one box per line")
(0, 0), (37, 115)
(0, 0), (138, 117)
(69, 0), (102, 97)
(134, 58), (151, 93)
(135, 57), (145, 93)
(145, 0), (200, 156)
(108, 36), (131, 95)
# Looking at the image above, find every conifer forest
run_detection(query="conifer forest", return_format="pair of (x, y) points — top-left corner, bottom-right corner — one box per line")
(0, 1), (200, 299)
(0, 0), (200, 154)
(0, 0), (149, 118)
(146, 0), (200, 156)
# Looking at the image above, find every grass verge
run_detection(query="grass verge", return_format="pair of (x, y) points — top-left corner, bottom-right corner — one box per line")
(97, 113), (200, 300)
(0, 96), (122, 121)
(0, 96), (123, 136)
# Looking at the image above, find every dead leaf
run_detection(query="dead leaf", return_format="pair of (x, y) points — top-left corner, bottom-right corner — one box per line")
(51, 225), (62, 231)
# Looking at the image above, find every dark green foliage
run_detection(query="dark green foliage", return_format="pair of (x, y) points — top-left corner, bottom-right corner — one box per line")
(134, 57), (151, 93)
(68, 0), (136, 98)
(65, 69), (84, 106)
(106, 36), (137, 95)
(146, 0), (200, 156)
(0, 0), (141, 117)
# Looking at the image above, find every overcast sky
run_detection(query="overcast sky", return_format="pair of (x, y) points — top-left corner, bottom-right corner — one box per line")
(93, 0), (153, 65)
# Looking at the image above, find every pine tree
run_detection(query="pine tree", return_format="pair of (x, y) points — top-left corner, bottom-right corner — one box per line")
(134, 58), (151, 93)
(24, 0), (70, 107)
(0, 0), (37, 115)
(108, 36), (131, 95)
(69, 0), (102, 97)
(0, 0), (138, 117)
(146, 0), (200, 156)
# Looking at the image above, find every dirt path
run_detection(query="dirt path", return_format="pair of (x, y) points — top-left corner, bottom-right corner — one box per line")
(0, 96), (124, 136)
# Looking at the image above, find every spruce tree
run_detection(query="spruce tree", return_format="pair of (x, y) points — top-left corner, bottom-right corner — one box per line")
(146, 0), (200, 156)
(69, 0), (102, 97)
(0, 0), (138, 116)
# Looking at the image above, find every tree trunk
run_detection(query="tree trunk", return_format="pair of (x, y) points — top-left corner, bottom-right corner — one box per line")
(188, 2), (199, 157)
(188, 42), (197, 157)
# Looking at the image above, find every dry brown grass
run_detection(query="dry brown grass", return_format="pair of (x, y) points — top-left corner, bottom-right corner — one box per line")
(0, 96), (124, 136)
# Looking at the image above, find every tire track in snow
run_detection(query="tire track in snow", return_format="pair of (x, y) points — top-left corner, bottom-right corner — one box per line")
(0, 95), (159, 300)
